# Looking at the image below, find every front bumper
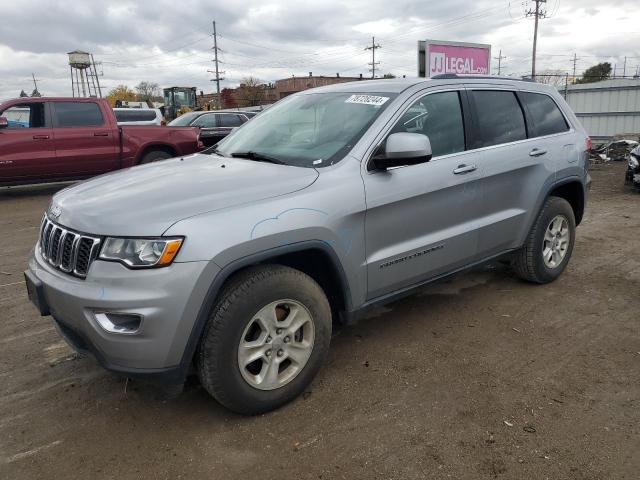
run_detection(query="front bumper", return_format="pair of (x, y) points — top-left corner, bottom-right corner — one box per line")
(27, 247), (218, 381)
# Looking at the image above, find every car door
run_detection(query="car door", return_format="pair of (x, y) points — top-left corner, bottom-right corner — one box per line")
(0, 101), (56, 183)
(362, 89), (483, 300)
(51, 101), (119, 175)
(217, 113), (245, 138)
(466, 88), (561, 258)
(191, 113), (219, 147)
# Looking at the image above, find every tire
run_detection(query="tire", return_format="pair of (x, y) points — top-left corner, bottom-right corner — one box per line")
(197, 265), (332, 415)
(140, 149), (172, 164)
(512, 196), (576, 284)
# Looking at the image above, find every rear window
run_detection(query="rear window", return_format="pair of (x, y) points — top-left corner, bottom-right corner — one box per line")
(114, 109), (157, 122)
(54, 102), (104, 127)
(519, 92), (569, 137)
(471, 91), (526, 147)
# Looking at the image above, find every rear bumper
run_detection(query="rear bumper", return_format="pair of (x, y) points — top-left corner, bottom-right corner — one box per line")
(27, 247), (218, 382)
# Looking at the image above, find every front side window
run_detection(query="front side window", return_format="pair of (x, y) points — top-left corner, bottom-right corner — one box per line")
(218, 114), (243, 128)
(192, 114), (217, 128)
(472, 91), (526, 147)
(214, 92), (397, 168)
(1, 104), (46, 128)
(54, 102), (104, 127)
(389, 91), (465, 157)
(519, 92), (569, 137)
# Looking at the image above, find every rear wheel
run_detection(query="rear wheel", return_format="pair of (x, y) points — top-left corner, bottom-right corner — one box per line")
(512, 196), (576, 284)
(140, 149), (172, 164)
(197, 265), (331, 415)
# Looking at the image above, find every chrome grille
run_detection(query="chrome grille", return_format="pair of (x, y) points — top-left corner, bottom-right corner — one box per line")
(39, 216), (101, 278)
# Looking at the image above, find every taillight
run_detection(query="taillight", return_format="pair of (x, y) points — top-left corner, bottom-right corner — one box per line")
(585, 137), (592, 151)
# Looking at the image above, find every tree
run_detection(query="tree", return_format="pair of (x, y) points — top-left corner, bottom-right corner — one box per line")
(535, 70), (567, 88)
(106, 85), (137, 107)
(220, 88), (238, 109)
(576, 62), (612, 84)
(135, 81), (160, 103)
(382, 73), (396, 79)
(235, 76), (265, 107)
(19, 90), (28, 97)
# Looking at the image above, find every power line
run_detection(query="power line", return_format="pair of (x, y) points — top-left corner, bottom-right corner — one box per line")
(364, 37), (381, 78)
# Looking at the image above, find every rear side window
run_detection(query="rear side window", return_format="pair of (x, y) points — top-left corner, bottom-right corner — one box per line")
(218, 114), (243, 128)
(54, 102), (104, 127)
(390, 91), (465, 157)
(519, 92), (569, 137)
(192, 114), (217, 128)
(471, 91), (526, 147)
(114, 110), (157, 122)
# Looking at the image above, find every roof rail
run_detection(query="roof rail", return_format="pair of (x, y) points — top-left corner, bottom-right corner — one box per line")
(431, 74), (535, 82)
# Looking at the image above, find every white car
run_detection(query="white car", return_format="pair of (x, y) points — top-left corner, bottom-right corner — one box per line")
(113, 108), (164, 126)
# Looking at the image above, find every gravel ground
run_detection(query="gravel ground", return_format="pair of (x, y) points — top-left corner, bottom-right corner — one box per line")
(1, 161), (639, 479)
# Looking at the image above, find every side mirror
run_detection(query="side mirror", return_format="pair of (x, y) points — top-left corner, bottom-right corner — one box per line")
(373, 132), (432, 170)
(0, 116), (8, 129)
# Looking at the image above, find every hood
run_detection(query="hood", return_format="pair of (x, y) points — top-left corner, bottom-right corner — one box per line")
(51, 153), (319, 236)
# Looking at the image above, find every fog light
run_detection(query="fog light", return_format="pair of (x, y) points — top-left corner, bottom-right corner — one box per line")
(94, 312), (142, 334)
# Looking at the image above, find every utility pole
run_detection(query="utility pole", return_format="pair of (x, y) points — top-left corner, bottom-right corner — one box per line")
(364, 37), (381, 79)
(494, 49), (507, 75)
(568, 53), (580, 84)
(31, 73), (41, 97)
(208, 20), (225, 109)
(526, 0), (547, 79)
(623, 56), (627, 77)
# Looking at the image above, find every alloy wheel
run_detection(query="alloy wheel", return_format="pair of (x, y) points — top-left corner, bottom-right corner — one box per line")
(237, 299), (315, 390)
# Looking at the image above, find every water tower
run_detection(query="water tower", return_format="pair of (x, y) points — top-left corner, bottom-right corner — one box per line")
(68, 50), (102, 97)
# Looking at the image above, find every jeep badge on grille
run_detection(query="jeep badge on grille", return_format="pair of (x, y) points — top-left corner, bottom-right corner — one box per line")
(49, 203), (62, 219)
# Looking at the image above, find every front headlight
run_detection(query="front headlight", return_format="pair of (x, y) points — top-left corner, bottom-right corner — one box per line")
(629, 155), (639, 169)
(99, 237), (183, 268)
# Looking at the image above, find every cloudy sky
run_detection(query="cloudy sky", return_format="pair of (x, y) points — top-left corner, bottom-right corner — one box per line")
(0, 0), (638, 98)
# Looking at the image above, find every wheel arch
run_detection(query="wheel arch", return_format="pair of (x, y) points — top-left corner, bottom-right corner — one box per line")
(136, 143), (178, 164)
(548, 179), (585, 225)
(177, 241), (353, 379)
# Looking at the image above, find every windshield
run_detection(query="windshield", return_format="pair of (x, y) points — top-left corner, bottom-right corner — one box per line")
(213, 92), (397, 168)
(168, 112), (199, 126)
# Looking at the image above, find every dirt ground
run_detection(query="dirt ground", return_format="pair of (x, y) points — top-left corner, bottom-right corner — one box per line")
(1, 161), (639, 480)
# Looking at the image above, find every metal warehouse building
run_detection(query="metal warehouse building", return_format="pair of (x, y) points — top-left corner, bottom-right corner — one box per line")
(563, 79), (640, 142)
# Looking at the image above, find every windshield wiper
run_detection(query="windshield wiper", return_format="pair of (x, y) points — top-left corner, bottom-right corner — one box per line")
(204, 146), (227, 157)
(229, 151), (286, 165)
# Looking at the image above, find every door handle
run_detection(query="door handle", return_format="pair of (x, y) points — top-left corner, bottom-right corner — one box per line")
(529, 148), (547, 157)
(453, 164), (477, 175)
(32, 135), (50, 140)
(93, 132), (109, 137)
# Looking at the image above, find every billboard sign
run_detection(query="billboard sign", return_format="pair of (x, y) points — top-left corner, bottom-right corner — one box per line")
(418, 40), (491, 78)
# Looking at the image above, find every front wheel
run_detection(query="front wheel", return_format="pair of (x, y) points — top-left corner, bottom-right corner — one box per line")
(512, 196), (576, 284)
(197, 265), (332, 415)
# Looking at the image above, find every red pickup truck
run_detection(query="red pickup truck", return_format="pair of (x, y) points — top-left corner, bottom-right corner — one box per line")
(0, 97), (203, 186)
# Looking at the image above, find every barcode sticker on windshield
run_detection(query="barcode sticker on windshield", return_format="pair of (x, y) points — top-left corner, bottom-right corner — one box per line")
(345, 95), (389, 106)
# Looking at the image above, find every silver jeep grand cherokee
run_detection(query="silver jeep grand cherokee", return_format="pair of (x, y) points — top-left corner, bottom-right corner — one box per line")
(25, 76), (591, 414)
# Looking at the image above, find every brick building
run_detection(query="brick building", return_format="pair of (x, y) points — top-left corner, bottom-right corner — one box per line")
(274, 73), (364, 99)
